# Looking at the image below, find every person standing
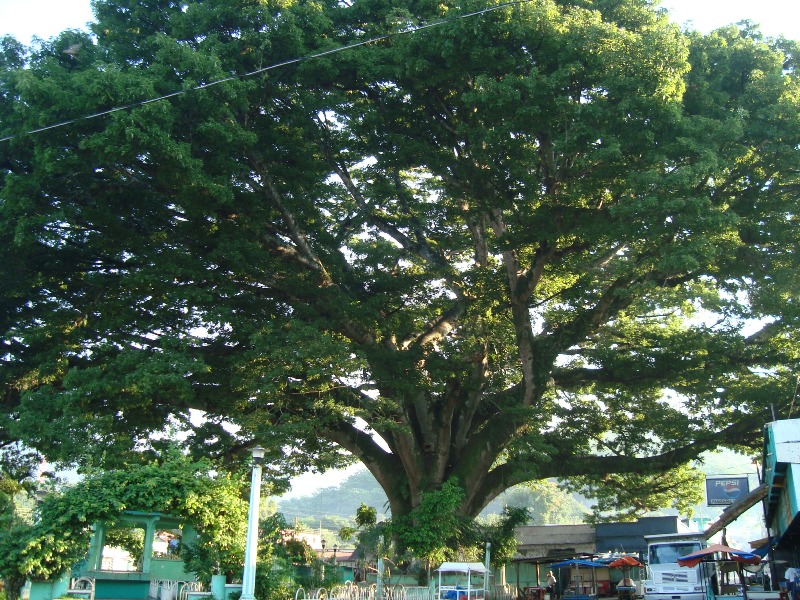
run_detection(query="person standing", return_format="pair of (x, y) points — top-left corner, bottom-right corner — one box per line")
(546, 571), (558, 599)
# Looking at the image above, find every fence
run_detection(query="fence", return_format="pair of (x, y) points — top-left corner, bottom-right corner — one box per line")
(149, 580), (205, 600)
(66, 577), (95, 600)
(294, 583), (518, 600)
(179, 581), (207, 600)
(145, 578), (515, 600)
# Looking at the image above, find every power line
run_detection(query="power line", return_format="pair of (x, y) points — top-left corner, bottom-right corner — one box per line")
(1, 0), (532, 143)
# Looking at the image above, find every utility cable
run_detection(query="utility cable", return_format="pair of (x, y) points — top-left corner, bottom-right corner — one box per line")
(1, 0), (533, 143)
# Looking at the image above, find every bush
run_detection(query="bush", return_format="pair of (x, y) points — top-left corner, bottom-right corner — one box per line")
(255, 558), (299, 600)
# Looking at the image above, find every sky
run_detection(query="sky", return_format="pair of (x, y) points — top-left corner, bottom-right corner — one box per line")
(1, 0), (800, 45)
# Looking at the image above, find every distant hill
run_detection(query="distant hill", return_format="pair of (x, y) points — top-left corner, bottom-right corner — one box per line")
(274, 448), (766, 546)
(275, 467), (588, 528)
(274, 468), (391, 530)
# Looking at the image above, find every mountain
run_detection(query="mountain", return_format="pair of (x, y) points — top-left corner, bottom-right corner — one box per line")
(275, 468), (588, 529)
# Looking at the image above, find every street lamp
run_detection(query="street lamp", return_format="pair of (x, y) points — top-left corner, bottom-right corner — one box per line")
(320, 539), (327, 582)
(241, 446), (265, 600)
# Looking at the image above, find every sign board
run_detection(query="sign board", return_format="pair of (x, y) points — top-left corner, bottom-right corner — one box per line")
(706, 476), (750, 506)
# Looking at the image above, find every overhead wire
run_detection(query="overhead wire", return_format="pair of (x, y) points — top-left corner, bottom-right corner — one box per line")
(0, 0), (533, 143)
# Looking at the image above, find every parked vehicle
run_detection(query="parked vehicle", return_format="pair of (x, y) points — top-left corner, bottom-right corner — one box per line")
(643, 533), (713, 600)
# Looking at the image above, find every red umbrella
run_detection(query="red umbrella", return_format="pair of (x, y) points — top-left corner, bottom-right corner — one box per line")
(609, 556), (644, 569)
(677, 544), (761, 569)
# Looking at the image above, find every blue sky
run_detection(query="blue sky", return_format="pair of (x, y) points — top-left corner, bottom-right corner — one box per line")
(1, 0), (799, 44)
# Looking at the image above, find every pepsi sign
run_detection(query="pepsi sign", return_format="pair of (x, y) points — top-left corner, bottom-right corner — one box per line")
(706, 476), (750, 506)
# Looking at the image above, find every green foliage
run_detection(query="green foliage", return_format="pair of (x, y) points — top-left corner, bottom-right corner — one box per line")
(355, 504), (377, 530)
(337, 500), (386, 577)
(3, 0), (800, 550)
(476, 506), (531, 566)
(258, 512), (316, 566)
(388, 480), (470, 565)
(0, 444), (46, 600)
(281, 538), (317, 565)
(103, 524), (145, 566)
(481, 481), (589, 524)
(254, 558), (298, 600)
(0, 452), (247, 584)
(564, 464), (706, 524)
(234, 514), (308, 597)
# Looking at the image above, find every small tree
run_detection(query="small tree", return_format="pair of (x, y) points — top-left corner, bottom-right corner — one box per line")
(0, 444), (45, 600)
(340, 485), (528, 584)
(476, 506), (531, 566)
(0, 452), (248, 587)
(389, 481), (470, 569)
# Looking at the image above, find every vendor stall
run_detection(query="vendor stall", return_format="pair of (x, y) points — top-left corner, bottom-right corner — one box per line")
(550, 559), (605, 600)
(609, 555), (644, 600)
(677, 543), (763, 600)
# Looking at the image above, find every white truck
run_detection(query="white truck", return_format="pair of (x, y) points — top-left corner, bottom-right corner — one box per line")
(643, 533), (713, 600)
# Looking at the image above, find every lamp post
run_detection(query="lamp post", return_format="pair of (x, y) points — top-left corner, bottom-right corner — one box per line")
(320, 539), (327, 582)
(241, 446), (265, 600)
(332, 544), (338, 581)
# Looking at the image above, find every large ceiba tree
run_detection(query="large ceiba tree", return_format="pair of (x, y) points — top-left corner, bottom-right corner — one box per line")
(2, 0), (800, 526)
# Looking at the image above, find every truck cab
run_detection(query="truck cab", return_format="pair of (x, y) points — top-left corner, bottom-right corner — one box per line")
(643, 533), (712, 600)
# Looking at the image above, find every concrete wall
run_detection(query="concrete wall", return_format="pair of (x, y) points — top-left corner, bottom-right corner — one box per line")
(515, 524), (596, 559)
(27, 576), (69, 600)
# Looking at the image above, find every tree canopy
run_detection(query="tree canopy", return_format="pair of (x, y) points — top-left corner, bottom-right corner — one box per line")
(2, 0), (800, 540)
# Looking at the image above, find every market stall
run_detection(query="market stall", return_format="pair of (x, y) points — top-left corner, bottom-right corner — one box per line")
(678, 543), (762, 600)
(608, 556), (644, 600)
(550, 559), (605, 600)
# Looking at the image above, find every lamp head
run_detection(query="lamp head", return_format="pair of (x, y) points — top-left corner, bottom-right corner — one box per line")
(250, 446), (266, 464)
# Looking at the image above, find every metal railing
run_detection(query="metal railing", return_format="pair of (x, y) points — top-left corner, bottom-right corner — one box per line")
(294, 583), (518, 600)
(178, 581), (206, 600)
(66, 577), (95, 600)
(149, 579), (199, 600)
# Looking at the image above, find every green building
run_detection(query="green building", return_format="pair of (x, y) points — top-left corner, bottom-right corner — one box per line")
(27, 511), (202, 600)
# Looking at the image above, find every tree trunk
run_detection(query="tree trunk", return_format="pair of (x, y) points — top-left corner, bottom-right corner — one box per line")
(3, 573), (27, 600)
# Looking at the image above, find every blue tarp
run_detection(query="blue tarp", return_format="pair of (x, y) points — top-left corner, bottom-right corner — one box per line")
(550, 560), (605, 569)
(752, 545), (769, 558)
